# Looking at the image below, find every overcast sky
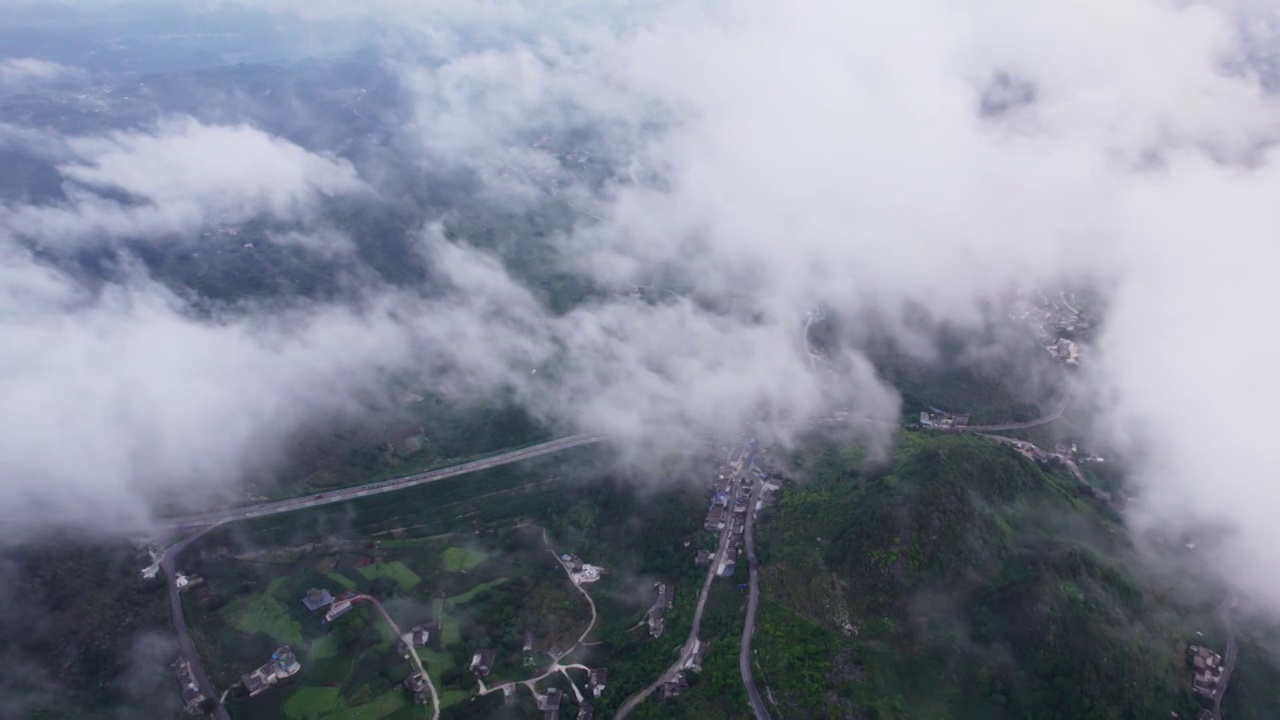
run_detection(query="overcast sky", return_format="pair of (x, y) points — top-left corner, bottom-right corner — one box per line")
(4, 0), (1280, 611)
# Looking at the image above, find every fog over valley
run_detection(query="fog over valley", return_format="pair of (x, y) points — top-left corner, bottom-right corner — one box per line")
(4, 1), (1280, 718)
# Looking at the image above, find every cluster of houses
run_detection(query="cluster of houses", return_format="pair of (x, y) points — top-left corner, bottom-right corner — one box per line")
(1189, 644), (1226, 698)
(1010, 291), (1089, 367)
(560, 554), (603, 584)
(172, 658), (206, 715)
(701, 456), (779, 577)
(242, 646), (301, 697)
(918, 409), (970, 429)
(301, 587), (359, 622)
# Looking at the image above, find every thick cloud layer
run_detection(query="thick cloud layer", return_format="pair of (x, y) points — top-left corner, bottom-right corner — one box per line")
(373, 0), (1280, 609)
(4, 0), (1280, 614)
(2, 117), (364, 244)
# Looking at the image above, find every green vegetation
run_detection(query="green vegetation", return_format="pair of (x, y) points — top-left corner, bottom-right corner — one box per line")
(282, 687), (341, 719)
(221, 582), (305, 646)
(441, 546), (487, 573)
(445, 578), (507, 606)
(328, 572), (358, 589)
(752, 433), (1212, 720)
(281, 685), (408, 720)
(356, 561), (422, 590)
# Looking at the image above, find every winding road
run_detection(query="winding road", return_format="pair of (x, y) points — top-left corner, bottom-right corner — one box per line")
(474, 530), (598, 701)
(355, 594), (439, 720)
(958, 392), (1070, 432)
(155, 434), (604, 531)
(162, 525), (230, 720)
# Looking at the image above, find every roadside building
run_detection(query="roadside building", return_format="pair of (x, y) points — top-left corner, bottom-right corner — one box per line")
(404, 672), (429, 705)
(646, 583), (675, 638)
(470, 648), (496, 678)
(172, 659), (207, 714)
(704, 506), (726, 532)
(301, 588), (334, 611)
(695, 550), (712, 566)
(241, 646), (301, 697)
(539, 688), (563, 720)
(660, 673), (690, 699)
(589, 668), (608, 698)
(174, 572), (203, 591)
(1189, 644), (1224, 697)
(325, 591), (358, 622)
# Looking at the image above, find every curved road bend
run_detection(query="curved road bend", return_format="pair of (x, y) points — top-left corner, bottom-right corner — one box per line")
(156, 434), (604, 531)
(959, 392), (1070, 432)
(356, 594), (440, 720)
(739, 480), (771, 720)
(163, 525), (230, 720)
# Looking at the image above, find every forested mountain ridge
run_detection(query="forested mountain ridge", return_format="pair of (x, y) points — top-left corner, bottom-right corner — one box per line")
(754, 433), (1210, 720)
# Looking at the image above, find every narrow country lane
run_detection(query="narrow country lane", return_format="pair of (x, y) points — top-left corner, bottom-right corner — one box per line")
(356, 594), (440, 720)
(739, 479), (770, 720)
(163, 525), (230, 720)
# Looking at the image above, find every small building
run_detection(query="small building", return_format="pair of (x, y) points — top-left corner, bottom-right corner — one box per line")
(470, 648), (496, 678)
(175, 572), (203, 591)
(704, 506), (726, 532)
(404, 672), (429, 705)
(325, 592), (358, 622)
(301, 588), (334, 612)
(242, 646), (301, 697)
(400, 624), (433, 653)
(695, 550), (711, 566)
(540, 687), (563, 719)
(646, 583), (675, 638)
(660, 673), (689, 699)
(577, 701), (595, 720)
(589, 668), (608, 698)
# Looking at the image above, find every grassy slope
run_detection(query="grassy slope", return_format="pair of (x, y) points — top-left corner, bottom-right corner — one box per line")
(754, 433), (1206, 720)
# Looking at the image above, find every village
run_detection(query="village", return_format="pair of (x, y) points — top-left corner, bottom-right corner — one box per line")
(1009, 288), (1090, 367)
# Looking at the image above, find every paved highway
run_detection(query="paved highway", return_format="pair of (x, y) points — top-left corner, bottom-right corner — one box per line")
(155, 434), (604, 531)
(739, 477), (770, 720)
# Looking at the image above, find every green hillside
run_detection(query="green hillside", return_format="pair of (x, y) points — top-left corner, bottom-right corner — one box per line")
(754, 433), (1209, 720)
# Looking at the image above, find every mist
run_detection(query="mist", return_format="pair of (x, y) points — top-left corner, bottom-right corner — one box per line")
(3, 0), (1280, 620)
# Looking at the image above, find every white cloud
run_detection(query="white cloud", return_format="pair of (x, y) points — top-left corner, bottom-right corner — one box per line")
(0, 58), (80, 86)
(2, 117), (365, 245)
(5, 0), (1280, 624)
(382, 0), (1280, 609)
